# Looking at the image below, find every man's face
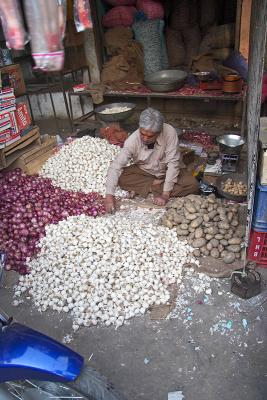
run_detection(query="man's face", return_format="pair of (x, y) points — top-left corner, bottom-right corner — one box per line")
(140, 128), (160, 145)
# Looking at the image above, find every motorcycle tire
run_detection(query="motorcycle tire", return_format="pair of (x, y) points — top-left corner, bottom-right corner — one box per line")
(0, 365), (125, 400)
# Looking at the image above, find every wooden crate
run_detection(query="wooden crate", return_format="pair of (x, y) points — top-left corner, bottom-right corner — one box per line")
(7, 134), (57, 175)
(0, 126), (41, 169)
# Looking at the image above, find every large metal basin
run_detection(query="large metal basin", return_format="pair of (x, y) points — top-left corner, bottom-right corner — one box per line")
(216, 134), (246, 154)
(144, 70), (188, 92)
(94, 102), (136, 122)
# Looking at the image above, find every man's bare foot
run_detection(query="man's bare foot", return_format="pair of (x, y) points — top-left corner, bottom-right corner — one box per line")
(128, 191), (136, 199)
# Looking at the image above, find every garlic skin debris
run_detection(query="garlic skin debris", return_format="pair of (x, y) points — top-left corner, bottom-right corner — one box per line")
(15, 214), (197, 330)
(40, 137), (126, 196)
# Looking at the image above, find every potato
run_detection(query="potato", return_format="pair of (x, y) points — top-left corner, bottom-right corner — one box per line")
(223, 252), (236, 264)
(173, 214), (184, 224)
(184, 202), (197, 214)
(206, 226), (219, 235)
(227, 244), (241, 253)
(190, 217), (203, 229)
(210, 248), (220, 258)
(218, 244), (224, 253)
(210, 238), (219, 247)
(185, 212), (198, 221)
(218, 221), (230, 230)
(195, 228), (204, 239)
(176, 228), (189, 236)
(180, 223), (189, 230)
(220, 239), (228, 246)
(201, 246), (210, 256)
(192, 238), (207, 248)
(203, 214), (210, 222)
(162, 219), (173, 229)
(228, 237), (242, 245)
(206, 242), (213, 251)
(206, 234), (214, 241)
(193, 249), (201, 257)
(208, 210), (217, 220)
(215, 234), (224, 240)
(231, 219), (239, 227)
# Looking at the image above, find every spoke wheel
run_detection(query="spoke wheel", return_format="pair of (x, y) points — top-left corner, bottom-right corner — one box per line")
(0, 380), (91, 400)
(0, 366), (125, 400)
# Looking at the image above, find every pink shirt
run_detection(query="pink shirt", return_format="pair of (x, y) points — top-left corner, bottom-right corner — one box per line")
(106, 123), (181, 195)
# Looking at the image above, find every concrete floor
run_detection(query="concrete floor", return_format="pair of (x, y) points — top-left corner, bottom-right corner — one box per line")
(2, 266), (267, 400)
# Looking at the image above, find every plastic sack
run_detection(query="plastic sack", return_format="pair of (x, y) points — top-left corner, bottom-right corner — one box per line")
(0, 0), (27, 50)
(24, 0), (66, 71)
(105, 0), (136, 5)
(133, 19), (168, 76)
(102, 6), (137, 28)
(136, 0), (164, 20)
(74, 0), (93, 32)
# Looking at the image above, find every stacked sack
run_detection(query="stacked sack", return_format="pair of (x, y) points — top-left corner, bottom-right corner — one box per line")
(102, 0), (137, 28)
(101, 26), (144, 84)
(133, 0), (168, 76)
(166, 0), (200, 68)
(102, 0), (168, 79)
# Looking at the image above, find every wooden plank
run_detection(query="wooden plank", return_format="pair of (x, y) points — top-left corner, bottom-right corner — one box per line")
(5, 133), (40, 157)
(19, 135), (57, 163)
(235, 0), (242, 51)
(245, 0), (267, 246)
(239, 0), (252, 60)
(2, 126), (39, 153)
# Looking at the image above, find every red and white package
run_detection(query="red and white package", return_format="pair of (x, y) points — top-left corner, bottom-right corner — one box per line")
(15, 103), (31, 132)
(74, 0), (93, 32)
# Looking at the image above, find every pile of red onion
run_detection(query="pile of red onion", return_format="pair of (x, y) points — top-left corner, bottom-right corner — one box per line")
(0, 169), (105, 275)
(180, 130), (214, 150)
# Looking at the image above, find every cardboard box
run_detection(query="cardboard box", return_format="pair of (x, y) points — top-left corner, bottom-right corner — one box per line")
(0, 64), (26, 97)
(15, 102), (31, 132)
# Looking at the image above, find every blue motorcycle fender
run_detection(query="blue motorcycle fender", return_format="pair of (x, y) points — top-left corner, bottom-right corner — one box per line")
(0, 323), (84, 383)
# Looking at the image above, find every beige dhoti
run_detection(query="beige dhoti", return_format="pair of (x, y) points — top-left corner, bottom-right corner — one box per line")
(118, 165), (199, 197)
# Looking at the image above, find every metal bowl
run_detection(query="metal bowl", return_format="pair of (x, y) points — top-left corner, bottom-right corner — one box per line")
(216, 173), (247, 202)
(144, 69), (188, 92)
(94, 102), (137, 122)
(193, 71), (213, 81)
(216, 134), (246, 154)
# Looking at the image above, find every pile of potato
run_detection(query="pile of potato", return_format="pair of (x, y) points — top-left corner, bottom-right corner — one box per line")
(161, 194), (245, 264)
(222, 178), (247, 196)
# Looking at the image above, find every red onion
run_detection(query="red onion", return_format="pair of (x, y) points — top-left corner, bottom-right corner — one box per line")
(0, 169), (105, 274)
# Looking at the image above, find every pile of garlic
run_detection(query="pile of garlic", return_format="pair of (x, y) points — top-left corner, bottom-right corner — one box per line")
(40, 137), (125, 196)
(15, 214), (196, 330)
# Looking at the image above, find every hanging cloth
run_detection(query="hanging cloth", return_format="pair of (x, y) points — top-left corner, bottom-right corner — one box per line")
(0, 0), (28, 50)
(23, 0), (67, 71)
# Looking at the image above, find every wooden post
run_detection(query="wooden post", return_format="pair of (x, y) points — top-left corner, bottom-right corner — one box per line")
(239, 0), (252, 60)
(245, 0), (267, 248)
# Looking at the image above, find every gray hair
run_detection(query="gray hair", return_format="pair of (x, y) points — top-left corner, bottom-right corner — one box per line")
(139, 108), (164, 133)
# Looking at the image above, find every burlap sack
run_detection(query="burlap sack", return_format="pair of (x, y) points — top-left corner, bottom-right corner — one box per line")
(104, 27), (133, 55)
(200, 0), (218, 29)
(166, 28), (185, 67)
(170, 0), (198, 30)
(200, 23), (235, 51)
(182, 25), (201, 66)
(101, 55), (130, 82)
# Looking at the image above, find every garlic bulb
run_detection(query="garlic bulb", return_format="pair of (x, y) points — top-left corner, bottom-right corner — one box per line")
(15, 214), (197, 330)
(40, 137), (127, 196)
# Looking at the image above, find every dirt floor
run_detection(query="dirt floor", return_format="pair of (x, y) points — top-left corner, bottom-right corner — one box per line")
(2, 265), (267, 400)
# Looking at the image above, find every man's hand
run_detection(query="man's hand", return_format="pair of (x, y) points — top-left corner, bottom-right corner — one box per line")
(105, 194), (116, 213)
(153, 192), (170, 207)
